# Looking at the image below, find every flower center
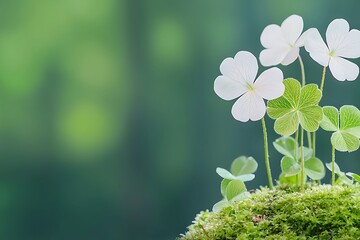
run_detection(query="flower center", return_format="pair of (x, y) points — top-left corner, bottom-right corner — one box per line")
(329, 50), (336, 57)
(246, 82), (255, 92)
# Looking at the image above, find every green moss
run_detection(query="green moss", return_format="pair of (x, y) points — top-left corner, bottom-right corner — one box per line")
(179, 185), (360, 239)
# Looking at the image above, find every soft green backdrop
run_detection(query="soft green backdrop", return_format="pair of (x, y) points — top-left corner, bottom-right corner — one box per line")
(1, 0), (360, 239)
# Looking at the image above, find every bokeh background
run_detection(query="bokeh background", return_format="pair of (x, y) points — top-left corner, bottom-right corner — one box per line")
(1, 0), (360, 239)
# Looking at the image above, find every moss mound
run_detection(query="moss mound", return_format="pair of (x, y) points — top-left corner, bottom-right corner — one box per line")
(179, 185), (360, 239)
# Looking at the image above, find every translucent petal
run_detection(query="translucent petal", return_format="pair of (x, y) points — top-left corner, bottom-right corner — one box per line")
(281, 47), (299, 66)
(260, 24), (287, 49)
(335, 29), (360, 59)
(326, 19), (350, 52)
(296, 28), (317, 47)
(305, 29), (330, 66)
(253, 67), (284, 100)
(233, 51), (258, 84)
(231, 92), (265, 122)
(214, 76), (247, 100)
(220, 51), (258, 85)
(259, 47), (288, 67)
(281, 15), (303, 45)
(329, 57), (359, 81)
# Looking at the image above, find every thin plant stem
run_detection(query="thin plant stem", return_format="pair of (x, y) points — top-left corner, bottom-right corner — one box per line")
(298, 55), (306, 86)
(320, 66), (327, 92)
(294, 129), (299, 160)
(261, 117), (273, 190)
(307, 132), (312, 149)
(298, 56), (313, 154)
(300, 126), (305, 192)
(332, 145), (335, 185)
(312, 132), (316, 157)
(311, 67), (327, 158)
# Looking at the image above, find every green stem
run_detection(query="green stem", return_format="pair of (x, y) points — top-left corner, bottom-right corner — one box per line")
(300, 127), (305, 192)
(332, 145), (335, 186)
(299, 56), (313, 154)
(312, 131), (316, 157)
(307, 132), (312, 149)
(261, 117), (273, 190)
(294, 129), (299, 160)
(298, 55), (306, 87)
(320, 66), (327, 92)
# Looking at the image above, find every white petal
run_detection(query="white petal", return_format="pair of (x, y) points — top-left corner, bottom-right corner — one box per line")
(281, 15), (303, 45)
(231, 92), (266, 122)
(254, 67), (285, 100)
(296, 28), (317, 47)
(335, 29), (360, 58)
(234, 51), (258, 84)
(259, 47), (288, 66)
(326, 19), (349, 52)
(329, 57), (359, 81)
(260, 24), (287, 49)
(220, 51), (258, 84)
(305, 28), (330, 66)
(214, 76), (247, 100)
(281, 47), (299, 65)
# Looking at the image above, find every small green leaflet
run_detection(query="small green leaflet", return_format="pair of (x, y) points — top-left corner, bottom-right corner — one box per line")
(347, 172), (360, 183)
(267, 78), (323, 136)
(274, 136), (325, 180)
(320, 105), (360, 152)
(325, 162), (353, 185)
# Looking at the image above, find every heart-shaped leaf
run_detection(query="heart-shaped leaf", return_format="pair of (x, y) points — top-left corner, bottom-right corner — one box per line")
(281, 156), (301, 177)
(325, 162), (341, 174)
(212, 199), (230, 213)
(347, 172), (360, 183)
(325, 162), (353, 185)
(273, 137), (298, 159)
(216, 168), (255, 182)
(321, 105), (360, 152)
(230, 156), (258, 176)
(279, 173), (306, 185)
(304, 157), (325, 180)
(220, 179), (231, 197)
(268, 78), (323, 136)
(273, 137), (313, 161)
(225, 180), (247, 201)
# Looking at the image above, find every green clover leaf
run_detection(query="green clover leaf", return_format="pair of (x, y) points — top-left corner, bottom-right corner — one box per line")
(230, 156), (258, 176)
(274, 136), (325, 180)
(320, 105), (360, 152)
(267, 78), (323, 136)
(325, 162), (353, 185)
(347, 172), (360, 183)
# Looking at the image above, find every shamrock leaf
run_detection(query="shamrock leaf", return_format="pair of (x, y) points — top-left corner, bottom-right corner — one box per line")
(216, 168), (255, 182)
(213, 179), (249, 213)
(347, 172), (360, 183)
(320, 105), (360, 152)
(325, 162), (353, 185)
(274, 136), (325, 180)
(230, 156), (258, 176)
(304, 157), (325, 180)
(267, 78), (323, 136)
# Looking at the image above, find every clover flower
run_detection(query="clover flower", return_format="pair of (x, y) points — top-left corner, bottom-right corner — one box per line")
(305, 19), (360, 81)
(259, 15), (310, 66)
(214, 51), (284, 122)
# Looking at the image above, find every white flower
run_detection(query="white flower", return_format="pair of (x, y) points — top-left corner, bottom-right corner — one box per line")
(214, 51), (285, 122)
(305, 19), (360, 81)
(259, 15), (310, 67)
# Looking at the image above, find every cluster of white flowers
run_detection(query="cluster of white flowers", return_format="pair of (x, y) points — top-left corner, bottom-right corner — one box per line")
(214, 15), (360, 122)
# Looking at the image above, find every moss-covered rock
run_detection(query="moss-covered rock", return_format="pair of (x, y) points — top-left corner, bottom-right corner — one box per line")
(179, 185), (360, 239)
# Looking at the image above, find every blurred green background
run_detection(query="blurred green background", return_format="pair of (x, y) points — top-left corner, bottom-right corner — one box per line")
(1, 0), (360, 239)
